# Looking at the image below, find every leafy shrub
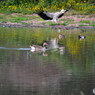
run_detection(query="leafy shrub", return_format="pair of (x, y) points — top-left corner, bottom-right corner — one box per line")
(0, 0), (95, 14)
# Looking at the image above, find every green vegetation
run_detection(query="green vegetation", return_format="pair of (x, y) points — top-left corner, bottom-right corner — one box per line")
(0, 13), (41, 23)
(41, 19), (73, 26)
(91, 23), (95, 26)
(91, 21), (95, 26)
(0, 0), (95, 14)
(79, 20), (95, 26)
(80, 20), (90, 24)
(0, 0), (95, 26)
(79, 24), (89, 26)
(11, 16), (33, 23)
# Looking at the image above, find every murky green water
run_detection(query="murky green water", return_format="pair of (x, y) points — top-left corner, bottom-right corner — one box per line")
(0, 27), (95, 95)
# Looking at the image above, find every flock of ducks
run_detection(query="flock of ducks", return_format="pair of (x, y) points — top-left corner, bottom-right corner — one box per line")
(30, 31), (86, 53)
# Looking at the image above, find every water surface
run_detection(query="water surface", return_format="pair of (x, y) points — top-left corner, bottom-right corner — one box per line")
(0, 27), (95, 95)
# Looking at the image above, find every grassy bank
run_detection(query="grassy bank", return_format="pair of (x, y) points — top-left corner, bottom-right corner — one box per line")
(0, 0), (95, 28)
(0, 13), (95, 27)
(0, 0), (95, 14)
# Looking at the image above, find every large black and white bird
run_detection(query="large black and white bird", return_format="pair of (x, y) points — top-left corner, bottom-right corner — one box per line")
(38, 9), (68, 22)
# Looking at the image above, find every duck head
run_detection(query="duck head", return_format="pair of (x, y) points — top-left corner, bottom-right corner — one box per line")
(60, 9), (66, 13)
(43, 42), (48, 48)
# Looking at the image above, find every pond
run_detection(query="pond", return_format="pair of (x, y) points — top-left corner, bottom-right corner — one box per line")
(0, 27), (95, 95)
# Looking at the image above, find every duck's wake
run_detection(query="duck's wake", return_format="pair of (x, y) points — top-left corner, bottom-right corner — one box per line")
(0, 47), (31, 51)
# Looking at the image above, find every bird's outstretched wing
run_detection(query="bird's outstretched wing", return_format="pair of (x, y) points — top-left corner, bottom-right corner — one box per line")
(38, 11), (53, 20)
(58, 7), (72, 18)
(58, 13), (64, 18)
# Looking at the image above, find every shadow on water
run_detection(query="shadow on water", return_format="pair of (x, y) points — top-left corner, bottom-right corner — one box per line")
(0, 27), (95, 95)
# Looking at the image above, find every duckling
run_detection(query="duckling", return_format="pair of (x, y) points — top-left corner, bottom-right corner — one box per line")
(30, 42), (48, 52)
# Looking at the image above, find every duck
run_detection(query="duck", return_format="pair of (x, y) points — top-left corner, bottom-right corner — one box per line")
(30, 42), (48, 52)
(78, 35), (86, 40)
(58, 33), (65, 39)
(57, 29), (65, 39)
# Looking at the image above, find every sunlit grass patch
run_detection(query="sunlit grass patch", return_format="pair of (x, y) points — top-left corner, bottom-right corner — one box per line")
(21, 22), (30, 24)
(80, 20), (90, 24)
(11, 17), (28, 23)
(61, 18), (74, 22)
(35, 18), (44, 21)
(42, 22), (58, 26)
(0, 14), (8, 23)
(10, 16), (33, 23)
(90, 23), (95, 26)
(41, 18), (74, 26)
(61, 18), (74, 26)
(79, 24), (89, 26)
(79, 21), (95, 26)
(62, 22), (70, 26)
(0, 13), (43, 24)
(0, 15), (4, 19)
(42, 21), (70, 26)
(0, 19), (9, 23)
(61, 18), (74, 24)
(25, 15), (44, 21)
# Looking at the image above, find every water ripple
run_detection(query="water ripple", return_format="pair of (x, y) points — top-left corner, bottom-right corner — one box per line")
(0, 47), (31, 51)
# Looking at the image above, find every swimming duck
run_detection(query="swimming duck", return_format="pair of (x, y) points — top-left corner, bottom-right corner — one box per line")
(30, 42), (48, 52)
(78, 35), (86, 40)
(58, 33), (65, 39)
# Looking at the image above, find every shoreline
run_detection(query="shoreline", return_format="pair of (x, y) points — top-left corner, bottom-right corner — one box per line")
(0, 13), (95, 29)
(0, 23), (95, 29)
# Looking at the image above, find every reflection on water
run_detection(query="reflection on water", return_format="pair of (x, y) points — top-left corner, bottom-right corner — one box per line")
(0, 27), (95, 95)
(50, 38), (59, 49)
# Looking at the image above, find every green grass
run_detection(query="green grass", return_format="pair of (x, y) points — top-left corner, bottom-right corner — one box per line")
(36, 18), (44, 21)
(61, 18), (74, 22)
(0, 15), (4, 19)
(79, 24), (89, 26)
(41, 18), (74, 26)
(62, 22), (69, 26)
(21, 22), (30, 24)
(80, 21), (95, 26)
(1, 19), (10, 23)
(61, 18), (74, 25)
(11, 17), (29, 23)
(80, 20), (90, 24)
(90, 24), (95, 26)
(0, 14), (37, 23)
(42, 22), (58, 26)
(42, 21), (70, 26)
